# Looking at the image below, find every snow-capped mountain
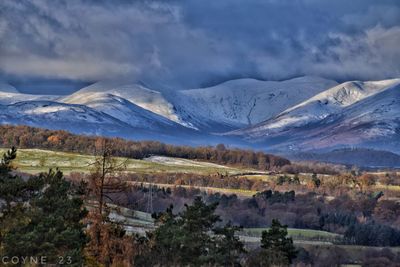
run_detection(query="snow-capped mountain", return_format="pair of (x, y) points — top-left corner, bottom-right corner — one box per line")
(229, 79), (400, 153)
(238, 78), (400, 133)
(0, 101), (128, 134)
(0, 81), (59, 105)
(61, 92), (184, 131)
(0, 92), (58, 105)
(180, 76), (337, 128)
(62, 76), (337, 132)
(0, 81), (193, 140)
(61, 81), (196, 129)
(1, 76), (399, 153)
(0, 100), (196, 143)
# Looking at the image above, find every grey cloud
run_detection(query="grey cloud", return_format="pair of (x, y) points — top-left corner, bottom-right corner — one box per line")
(0, 0), (400, 90)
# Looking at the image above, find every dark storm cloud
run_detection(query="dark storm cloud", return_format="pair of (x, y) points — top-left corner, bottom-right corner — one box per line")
(0, 0), (400, 90)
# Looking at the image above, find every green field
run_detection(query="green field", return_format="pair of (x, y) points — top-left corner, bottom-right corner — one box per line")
(1, 148), (257, 176)
(241, 227), (341, 242)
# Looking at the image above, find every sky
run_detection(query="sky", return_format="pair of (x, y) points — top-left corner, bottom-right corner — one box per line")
(1, 0), (400, 94)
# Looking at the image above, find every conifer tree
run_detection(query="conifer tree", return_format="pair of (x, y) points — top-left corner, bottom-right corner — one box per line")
(213, 222), (246, 266)
(2, 169), (87, 266)
(0, 147), (43, 248)
(258, 219), (297, 266)
(0, 147), (26, 209)
(140, 197), (245, 266)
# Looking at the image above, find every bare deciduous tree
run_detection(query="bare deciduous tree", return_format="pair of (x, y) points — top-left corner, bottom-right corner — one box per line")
(85, 138), (135, 266)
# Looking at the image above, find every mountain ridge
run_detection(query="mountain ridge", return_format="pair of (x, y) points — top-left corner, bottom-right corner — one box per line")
(0, 76), (399, 156)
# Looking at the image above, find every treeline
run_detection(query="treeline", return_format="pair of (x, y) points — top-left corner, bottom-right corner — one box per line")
(119, 172), (267, 191)
(114, 185), (400, 247)
(321, 212), (400, 246)
(0, 125), (290, 170)
(281, 161), (347, 175)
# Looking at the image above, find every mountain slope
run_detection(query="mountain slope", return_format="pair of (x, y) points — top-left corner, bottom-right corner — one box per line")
(178, 76), (337, 129)
(0, 98), (205, 143)
(1, 76), (398, 154)
(63, 76), (337, 132)
(60, 92), (185, 131)
(229, 80), (400, 153)
(239, 78), (399, 133)
(0, 101), (132, 136)
(0, 81), (59, 105)
(62, 81), (196, 129)
(0, 91), (58, 105)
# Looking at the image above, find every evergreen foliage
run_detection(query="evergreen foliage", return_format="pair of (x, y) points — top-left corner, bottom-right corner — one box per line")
(0, 148), (87, 266)
(137, 197), (245, 266)
(256, 219), (298, 266)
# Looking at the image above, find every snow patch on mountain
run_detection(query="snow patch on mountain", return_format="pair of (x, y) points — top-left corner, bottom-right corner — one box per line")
(62, 76), (337, 132)
(62, 81), (196, 129)
(61, 92), (183, 130)
(237, 78), (400, 134)
(228, 81), (400, 153)
(180, 76), (338, 127)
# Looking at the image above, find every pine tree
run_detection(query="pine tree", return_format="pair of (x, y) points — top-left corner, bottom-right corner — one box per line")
(258, 219), (297, 266)
(140, 197), (245, 266)
(2, 169), (88, 266)
(0, 147), (43, 249)
(179, 196), (221, 265)
(0, 146), (16, 175)
(312, 173), (321, 188)
(0, 147), (26, 209)
(141, 205), (183, 266)
(213, 222), (246, 267)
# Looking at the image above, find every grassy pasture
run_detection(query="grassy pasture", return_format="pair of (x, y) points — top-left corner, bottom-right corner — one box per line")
(241, 227), (341, 243)
(1, 148), (256, 176)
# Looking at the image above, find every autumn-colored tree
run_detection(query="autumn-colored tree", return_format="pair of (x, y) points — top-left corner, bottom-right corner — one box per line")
(85, 138), (134, 266)
(47, 134), (62, 145)
(358, 173), (377, 192)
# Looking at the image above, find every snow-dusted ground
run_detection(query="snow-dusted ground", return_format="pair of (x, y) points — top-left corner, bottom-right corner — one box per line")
(0, 91), (58, 105)
(144, 155), (230, 168)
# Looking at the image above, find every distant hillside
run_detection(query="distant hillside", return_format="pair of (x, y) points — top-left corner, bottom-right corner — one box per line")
(290, 148), (400, 168)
